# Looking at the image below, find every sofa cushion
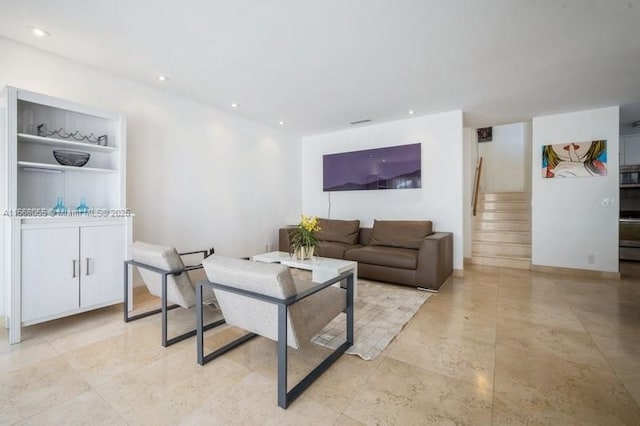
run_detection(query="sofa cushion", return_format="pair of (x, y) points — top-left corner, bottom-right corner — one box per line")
(369, 220), (432, 249)
(345, 246), (418, 270)
(317, 241), (363, 259)
(316, 218), (360, 245)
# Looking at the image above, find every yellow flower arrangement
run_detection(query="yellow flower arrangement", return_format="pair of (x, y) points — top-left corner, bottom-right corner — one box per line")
(291, 215), (321, 259)
(301, 215), (320, 233)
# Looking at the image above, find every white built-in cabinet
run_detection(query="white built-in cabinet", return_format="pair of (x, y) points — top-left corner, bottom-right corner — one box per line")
(21, 222), (125, 323)
(620, 134), (640, 166)
(1, 87), (131, 344)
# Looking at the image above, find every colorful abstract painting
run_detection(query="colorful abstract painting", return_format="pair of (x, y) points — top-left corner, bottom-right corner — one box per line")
(541, 140), (607, 178)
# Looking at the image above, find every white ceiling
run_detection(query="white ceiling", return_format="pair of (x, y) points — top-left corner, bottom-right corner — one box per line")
(0, 0), (639, 136)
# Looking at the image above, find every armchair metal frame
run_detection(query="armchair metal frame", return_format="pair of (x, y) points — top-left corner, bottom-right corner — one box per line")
(124, 248), (225, 347)
(196, 271), (354, 409)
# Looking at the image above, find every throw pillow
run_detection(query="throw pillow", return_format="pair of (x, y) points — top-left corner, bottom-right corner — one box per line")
(316, 218), (360, 244)
(369, 220), (433, 249)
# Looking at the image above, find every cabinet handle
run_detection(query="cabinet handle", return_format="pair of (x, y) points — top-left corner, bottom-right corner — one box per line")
(85, 258), (90, 276)
(72, 259), (77, 278)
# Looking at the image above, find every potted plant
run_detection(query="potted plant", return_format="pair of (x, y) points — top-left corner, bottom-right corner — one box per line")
(290, 215), (321, 260)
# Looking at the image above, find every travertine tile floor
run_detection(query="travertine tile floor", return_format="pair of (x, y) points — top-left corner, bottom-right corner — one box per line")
(1, 265), (640, 425)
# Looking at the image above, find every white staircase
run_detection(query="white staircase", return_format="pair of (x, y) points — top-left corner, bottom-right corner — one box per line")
(471, 192), (531, 270)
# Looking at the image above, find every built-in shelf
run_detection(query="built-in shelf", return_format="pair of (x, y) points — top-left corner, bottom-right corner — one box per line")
(3, 87), (129, 345)
(18, 161), (118, 174)
(18, 133), (118, 153)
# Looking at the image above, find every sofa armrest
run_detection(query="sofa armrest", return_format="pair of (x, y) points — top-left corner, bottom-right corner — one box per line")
(416, 232), (453, 290)
(278, 227), (295, 253)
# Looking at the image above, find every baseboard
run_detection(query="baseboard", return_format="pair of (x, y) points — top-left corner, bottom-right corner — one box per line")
(463, 257), (620, 279)
(531, 264), (620, 280)
(453, 269), (464, 277)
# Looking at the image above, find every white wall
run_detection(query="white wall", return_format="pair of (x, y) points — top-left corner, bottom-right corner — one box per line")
(301, 111), (464, 270)
(532, 106), (619, 272)
(463, 127), (476, 258)
(523, 121), (532, 192)
(0, 38), (301, 315)
(477, 122), (529, 192)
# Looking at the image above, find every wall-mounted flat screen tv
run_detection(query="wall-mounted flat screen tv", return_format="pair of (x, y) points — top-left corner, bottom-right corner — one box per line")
(323, 143), (421, 192)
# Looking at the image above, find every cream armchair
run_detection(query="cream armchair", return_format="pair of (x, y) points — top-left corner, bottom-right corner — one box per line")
(124, 241), (224, 347)
(196, 255), (354, 409)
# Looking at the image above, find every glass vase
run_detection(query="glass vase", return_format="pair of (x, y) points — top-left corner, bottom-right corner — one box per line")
(52, 197), (67, 215)
(76, 197), (89, 214)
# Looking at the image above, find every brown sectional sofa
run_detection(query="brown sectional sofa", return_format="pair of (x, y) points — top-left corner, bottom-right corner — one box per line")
(279, 218), (453, 291)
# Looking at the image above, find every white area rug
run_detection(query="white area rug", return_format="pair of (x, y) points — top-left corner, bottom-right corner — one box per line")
(310, 279), (432, 360)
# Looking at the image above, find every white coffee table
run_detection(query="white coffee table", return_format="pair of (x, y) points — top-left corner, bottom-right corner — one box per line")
(252, 251), (358, 297)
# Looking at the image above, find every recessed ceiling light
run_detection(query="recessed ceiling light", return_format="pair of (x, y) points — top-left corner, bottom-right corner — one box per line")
(156, 75), (169, 82)
(231, 103), (239, 108)
(28, 26), (50, 38)
(278, 121), (285, 126)
(408, 110), (415, 115)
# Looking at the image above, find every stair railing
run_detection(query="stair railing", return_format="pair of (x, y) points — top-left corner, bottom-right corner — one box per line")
(472, 157), (483, 216)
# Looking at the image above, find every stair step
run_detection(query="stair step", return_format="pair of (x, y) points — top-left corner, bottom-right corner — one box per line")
(472, 242), (531, 257)
(477, 211), (529, 221)
(478, 201), (529, 212)
(473, 231), (531, 244)
(480, 192), (529, 202)
(469, 255), (531, 270)
(475, 221), (530, 232)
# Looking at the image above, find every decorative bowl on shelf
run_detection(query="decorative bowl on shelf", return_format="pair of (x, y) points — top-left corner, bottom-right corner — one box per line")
(53, 150), (90, 167)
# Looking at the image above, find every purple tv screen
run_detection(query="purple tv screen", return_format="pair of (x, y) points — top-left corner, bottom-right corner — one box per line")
(323, 143), (421, 192)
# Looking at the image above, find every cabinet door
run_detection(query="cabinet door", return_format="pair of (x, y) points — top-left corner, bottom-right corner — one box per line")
(624, 135), (640, 166)
(21, 227), (80, 323)
(80, 225), (125, 307)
